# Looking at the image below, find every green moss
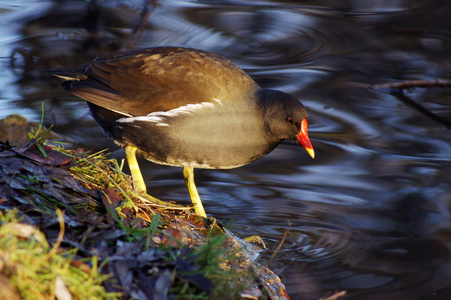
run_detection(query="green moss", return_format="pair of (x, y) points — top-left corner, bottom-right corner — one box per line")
(0, 210), (120, 300)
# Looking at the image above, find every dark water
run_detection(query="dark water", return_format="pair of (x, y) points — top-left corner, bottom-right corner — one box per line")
(2, 1), (451, 299)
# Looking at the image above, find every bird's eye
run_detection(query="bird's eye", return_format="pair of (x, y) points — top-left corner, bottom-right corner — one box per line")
(286, 117), (294, 124)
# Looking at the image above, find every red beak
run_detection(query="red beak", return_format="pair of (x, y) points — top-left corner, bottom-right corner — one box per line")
(296, 119), (315, 158)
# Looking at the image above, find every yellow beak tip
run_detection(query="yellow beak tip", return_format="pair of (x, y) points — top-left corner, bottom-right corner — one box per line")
(305, 147), (315, 159)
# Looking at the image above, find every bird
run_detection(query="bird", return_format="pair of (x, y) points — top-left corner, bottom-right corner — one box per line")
(48, 46), (314, 218)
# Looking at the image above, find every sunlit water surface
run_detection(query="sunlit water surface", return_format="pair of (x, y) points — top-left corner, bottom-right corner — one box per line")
(1, 1), (451, 299)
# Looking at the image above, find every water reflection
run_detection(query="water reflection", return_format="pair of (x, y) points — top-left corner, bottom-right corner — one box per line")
(2, 0), (451, 299)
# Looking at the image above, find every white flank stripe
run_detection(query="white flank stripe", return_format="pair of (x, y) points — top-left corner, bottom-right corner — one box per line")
(117, 100), (218, 126)
(212, 98), (222, 105)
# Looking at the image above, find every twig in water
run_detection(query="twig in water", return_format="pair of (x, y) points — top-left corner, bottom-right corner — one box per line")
(394, 93), (451, 129)
(123, 0), (159, 50)
(370, 78), (451, 90)
(319, 290), (347, 300)
(370, 78), (451, 129)
(269, 220), (291, 262)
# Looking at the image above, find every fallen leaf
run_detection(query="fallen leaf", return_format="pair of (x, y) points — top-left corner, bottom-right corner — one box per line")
(55, 276), (72, 300)
(13, 143), (73, 165)
(2, 223), (48, 246)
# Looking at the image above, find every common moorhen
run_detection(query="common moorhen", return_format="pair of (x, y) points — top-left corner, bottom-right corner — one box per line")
(49, 47), (314, 217)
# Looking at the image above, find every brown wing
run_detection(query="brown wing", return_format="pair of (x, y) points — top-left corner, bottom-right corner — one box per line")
(53, 47), (258, 116)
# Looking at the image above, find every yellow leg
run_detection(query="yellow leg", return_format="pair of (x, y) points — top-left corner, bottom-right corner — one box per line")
(125, 145), (147, 193)
(125, 145), (205, 212)
(183, 167), (207, 217)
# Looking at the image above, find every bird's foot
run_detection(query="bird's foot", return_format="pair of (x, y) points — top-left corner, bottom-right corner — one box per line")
(137, 192), (193, 212)
(243, 235), (266, 248)
(205, 218), (266, 249)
